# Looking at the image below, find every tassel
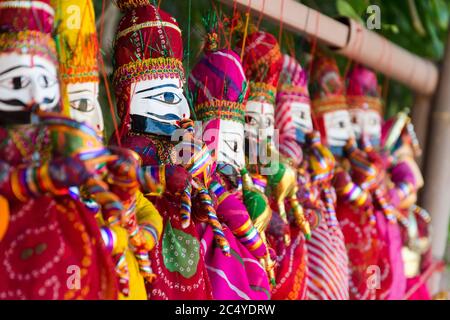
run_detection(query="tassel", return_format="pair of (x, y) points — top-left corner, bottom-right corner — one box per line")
(113, 252), (130, 297)
(133, 249), (156, 283)
(85, 178), (124, 227)
(196, 185), (230, 256)
(180, 184), (192, 229)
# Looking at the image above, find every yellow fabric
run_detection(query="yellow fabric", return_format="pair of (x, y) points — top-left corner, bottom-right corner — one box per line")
(119, 250), (147, 300)
(135, 190), (163, 250)
(52, 0), (99, 115)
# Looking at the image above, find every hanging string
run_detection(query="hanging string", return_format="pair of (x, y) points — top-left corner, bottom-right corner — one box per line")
(211, 0), (230, 49)
(286, 33), (296, 59)
(227, 0), (238, 51)
(240, 5), (251, 62)
(307, 10), (320, 80)
(256, 0), (266, 30)
(186, 0), (192, 75)
(308, 9), (322, 132)
(278, 0), (285, 47)
(97, 0), (121, 146)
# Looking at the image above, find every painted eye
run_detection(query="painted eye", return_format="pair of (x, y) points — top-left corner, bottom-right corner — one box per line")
(38, 75), (56, 88)
(300, 111), (306, 119)
(245, 115), (258, 126)
(147, 92), (182, 105)
(0, 76), (31, 90)
(225, 140), (239, 153)
(70, 99), (95, 112)
(233, 141), (238, 152)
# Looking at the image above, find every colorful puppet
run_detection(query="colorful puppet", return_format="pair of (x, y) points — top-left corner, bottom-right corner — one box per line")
(346, 65), (406, 299)
(275, 54), (350, 300)
(52, 0), (104, 134)
(188, 27), (272, 299)
(311, 52), (379, 300)
(239, 30), (310, 241)
(111, 1), (217, 300)
(268, 54), (313, 300)
(0, 0), (118, 299)
(52, 0), (164, 300)
(381, 113), (431, 300)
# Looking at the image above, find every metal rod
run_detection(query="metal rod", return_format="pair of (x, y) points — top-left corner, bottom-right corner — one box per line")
(421, 25), (450, 295)
(218, 0), (439, 96)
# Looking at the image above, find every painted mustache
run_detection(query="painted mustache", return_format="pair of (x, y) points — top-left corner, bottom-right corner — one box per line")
(145, 112), (181, 121)
(131, 114), (179, 136)
(0, 97), (56, 109)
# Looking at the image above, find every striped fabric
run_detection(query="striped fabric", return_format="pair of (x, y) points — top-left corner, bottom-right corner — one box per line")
(275, 55), (309, 166)
(306, 210), (350, 300)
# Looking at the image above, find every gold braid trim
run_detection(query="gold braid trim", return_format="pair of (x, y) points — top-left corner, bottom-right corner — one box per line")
(0, 31), (57, 63)
(347, 95), (383, 114)
(248, 82), (276, 104)
(194, 100), (246, 124)
(113, 57), (185, 88)
(311, 95), (347, 116)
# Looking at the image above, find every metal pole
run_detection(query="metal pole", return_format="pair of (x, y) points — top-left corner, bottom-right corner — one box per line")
(411, 94), (432, 171)
(218, 0), (439, 96)
(422, 28), (450, 295)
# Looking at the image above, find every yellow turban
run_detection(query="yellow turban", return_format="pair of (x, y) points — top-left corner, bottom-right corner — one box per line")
(52, 0), (99, 115)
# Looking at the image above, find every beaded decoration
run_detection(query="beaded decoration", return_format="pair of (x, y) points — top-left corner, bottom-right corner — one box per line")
(0, 31), (57, 63)
(194, 101), (246, 124)
(0, 0), (57, 63)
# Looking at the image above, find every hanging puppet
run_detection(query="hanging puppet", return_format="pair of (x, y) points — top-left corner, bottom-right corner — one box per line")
(346, 64), (407, 299)
(52, 0), (164, 300)
(275, 54), (350, 300)
(238, 29), (310, 244)
(381, 113), (431, 300)
(0, 0), (119, 299)
(188, 20), (272, 299)
(111, 1), (223, 300)
(310, 51), (380, 300)
(268, 54), (311, 300)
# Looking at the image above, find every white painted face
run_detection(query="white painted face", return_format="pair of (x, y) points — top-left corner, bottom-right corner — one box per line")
(291, 101), (313, 134)
(349, 109), (364, 139)
(216, 120), (245, 169)
(129, 77), (190, 136)
(0, 53), (59, 112)
(323, 110), (354, 147)
(245, 101), (275, 142)
(68, 82), (104, 134)
(363, 110), (382, 145)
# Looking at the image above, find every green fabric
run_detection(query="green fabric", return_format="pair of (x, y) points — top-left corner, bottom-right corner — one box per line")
(243, 189), (267, 221)
(162, 221), (200, 279)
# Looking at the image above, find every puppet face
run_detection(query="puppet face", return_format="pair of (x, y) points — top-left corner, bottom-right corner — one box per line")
(68, 82), (104, 134)
(349, 108), (382, 146)
(291, 101), (313, 143)
(349, 109), (364, 140)
(0, 53), (59, 114)
(323, 110), (354, 147)
(129, 77), (190, 136)
(216, 120), (245, 169)
(245, 100), (275, 142)
(363, 110), (382, 147)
